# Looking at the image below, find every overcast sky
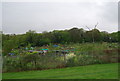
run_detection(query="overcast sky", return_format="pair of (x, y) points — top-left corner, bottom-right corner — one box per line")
(2, 1), (118, 34)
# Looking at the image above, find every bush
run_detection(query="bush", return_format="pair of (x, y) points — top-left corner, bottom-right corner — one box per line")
(66, 49), (118, 67)
(3, 53), (65, 72)
(66, 57), (76, 67)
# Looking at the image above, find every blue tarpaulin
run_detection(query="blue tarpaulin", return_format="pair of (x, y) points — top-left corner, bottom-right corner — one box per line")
(53, 45), (58, 47)
(8, 53), (14, 55)
(42, 49), (48, 50)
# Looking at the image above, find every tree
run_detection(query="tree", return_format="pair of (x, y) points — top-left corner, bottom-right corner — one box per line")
(51, 30), (63, 43)
(92, 29), (102, 42)
(109, 32), (118, 42)
(25, 30), (36, 46)
(3, 40), (17, 55)
(68, 28), (84, 43)
(101, 31), (110, 42)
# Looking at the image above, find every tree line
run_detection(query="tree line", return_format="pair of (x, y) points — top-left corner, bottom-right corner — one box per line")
(2, 27), (119, 55)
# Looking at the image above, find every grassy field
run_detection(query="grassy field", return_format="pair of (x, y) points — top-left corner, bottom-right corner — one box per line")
(3, 63), (118, 79)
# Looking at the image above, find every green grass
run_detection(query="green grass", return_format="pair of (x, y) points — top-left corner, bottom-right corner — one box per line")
(3, 63), (118, 79)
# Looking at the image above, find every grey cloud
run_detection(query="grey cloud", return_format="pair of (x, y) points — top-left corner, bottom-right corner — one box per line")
(2, 2), (118, 34)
